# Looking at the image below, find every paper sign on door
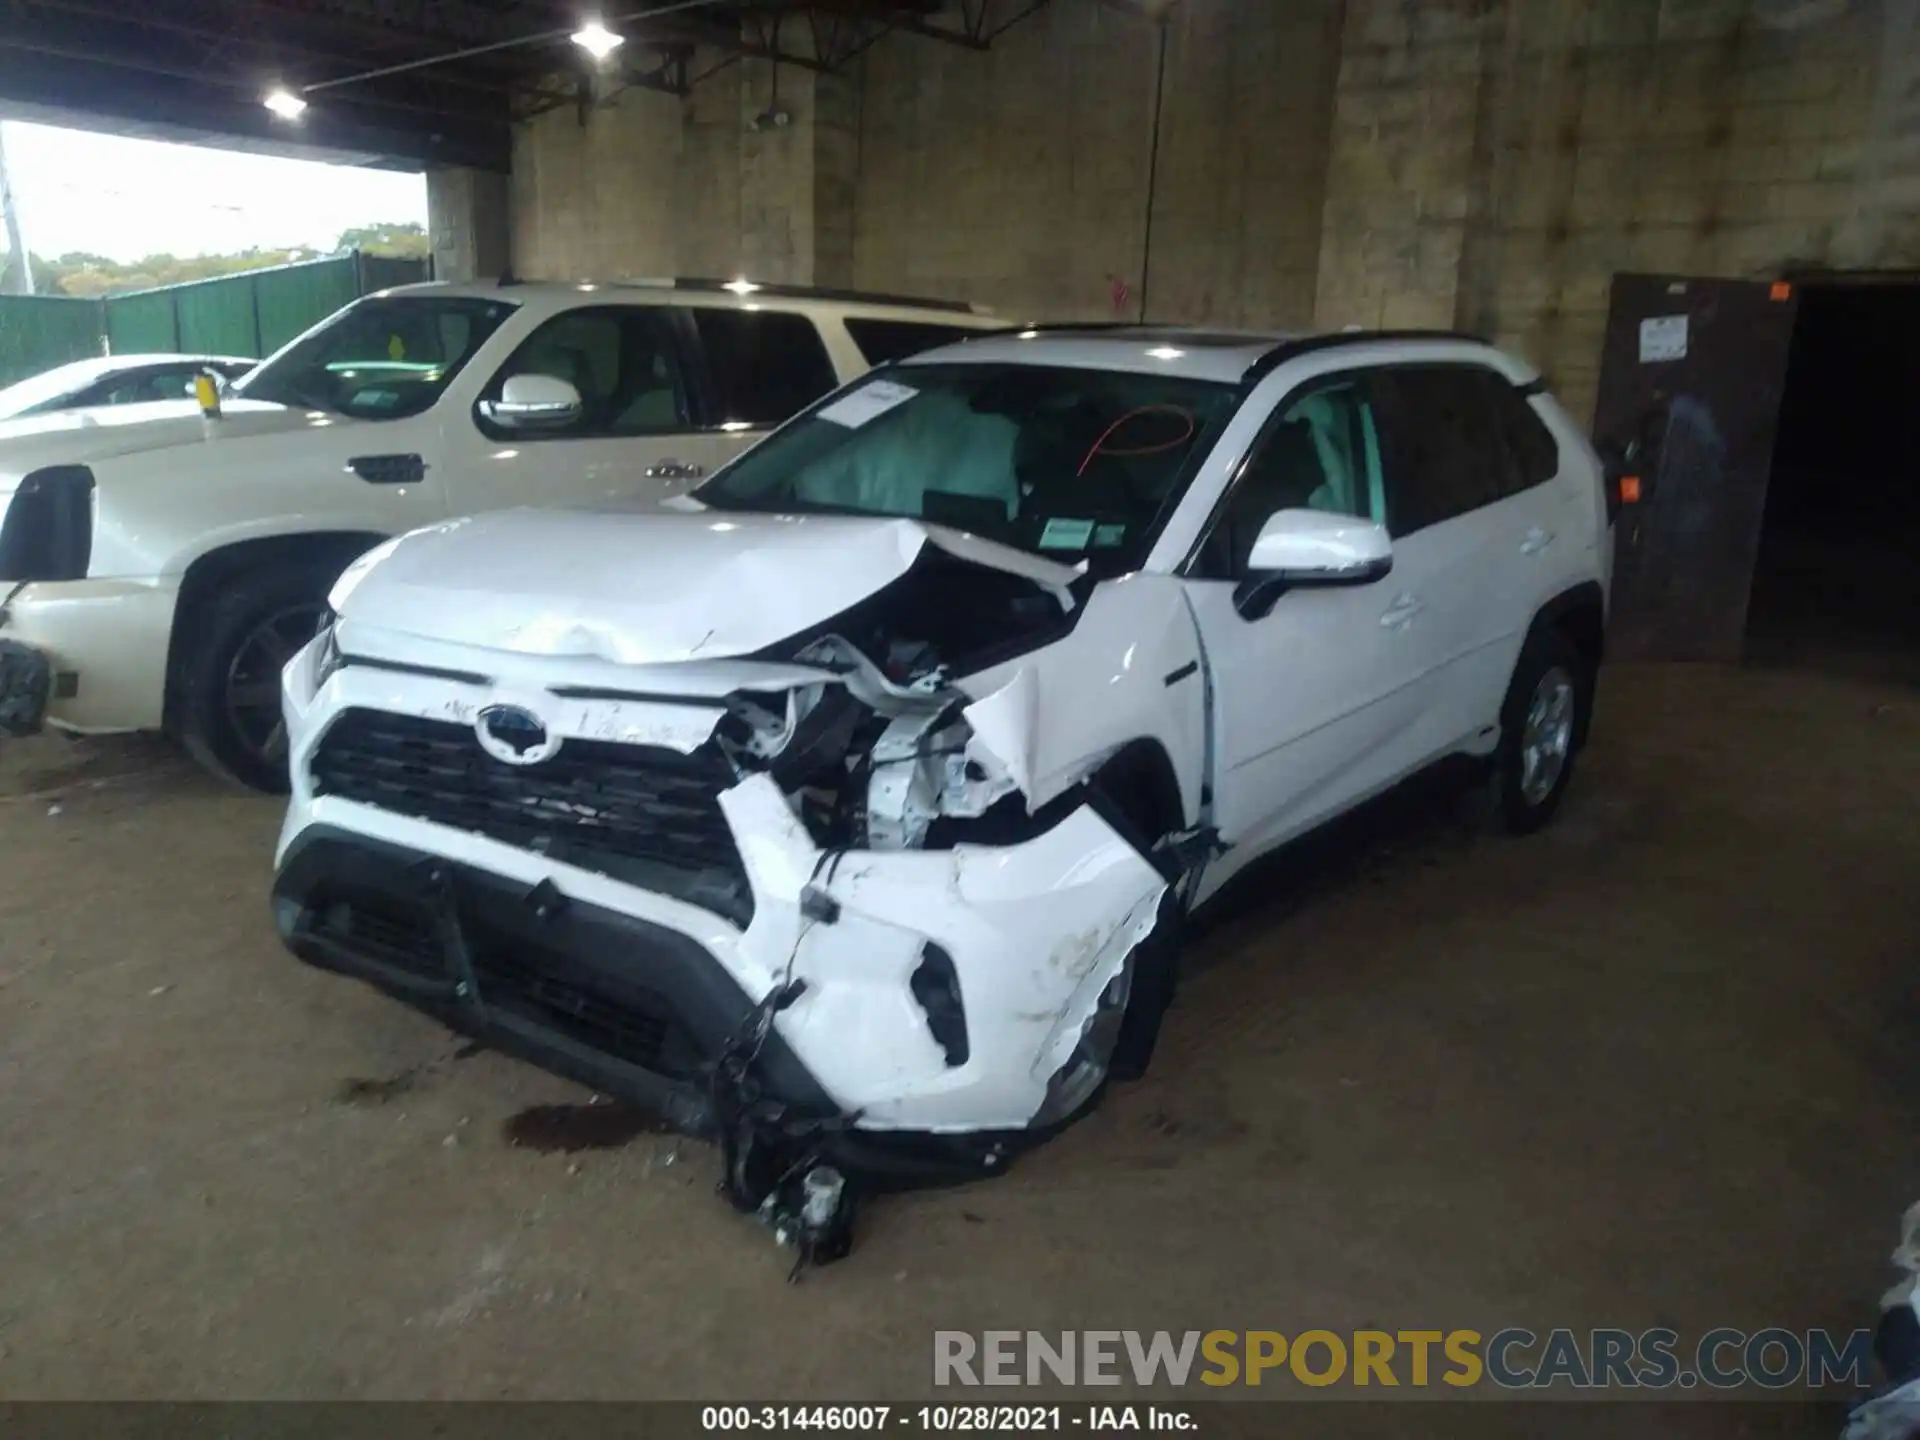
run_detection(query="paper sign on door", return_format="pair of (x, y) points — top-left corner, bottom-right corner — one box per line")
(1638, 315), (1689, 364)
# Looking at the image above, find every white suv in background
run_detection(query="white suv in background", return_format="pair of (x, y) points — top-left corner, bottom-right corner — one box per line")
(272, 326), (1609, 1262)
(0, 279), (999, 787)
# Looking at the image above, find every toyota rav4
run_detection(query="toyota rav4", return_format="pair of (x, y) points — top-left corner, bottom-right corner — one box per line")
(271, 326), (1610, 1261)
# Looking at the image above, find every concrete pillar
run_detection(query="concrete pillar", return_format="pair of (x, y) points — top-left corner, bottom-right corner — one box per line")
(1311, 0), (1505, 331)
(737, 42), (859, 286)
(426, 166), (511, 282)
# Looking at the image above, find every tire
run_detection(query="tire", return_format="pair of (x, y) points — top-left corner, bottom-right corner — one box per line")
(175, 565), (335, 792)
(1494, 626), (1587, 835)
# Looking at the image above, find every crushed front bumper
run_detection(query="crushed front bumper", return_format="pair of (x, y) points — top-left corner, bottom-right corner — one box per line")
(0, 638), (50, 736)
(273, 825), (819, 1141)
(273, 819), (1164, 1190)
(276, 631), (1172, 1182)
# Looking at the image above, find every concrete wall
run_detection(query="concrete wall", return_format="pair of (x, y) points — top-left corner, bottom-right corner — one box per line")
(1317, 0), (1920, 420)
(494, 0), (1920, 422)
(850, 0), (1343, 326)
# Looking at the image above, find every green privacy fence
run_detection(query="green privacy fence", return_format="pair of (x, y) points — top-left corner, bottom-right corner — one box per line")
(0, 252), (431, 388)
(0, 294), (105, 389)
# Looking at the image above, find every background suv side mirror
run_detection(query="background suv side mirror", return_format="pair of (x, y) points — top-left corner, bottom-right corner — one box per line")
(1234, 508), (1393, 621)
(479, 373), (584, 429)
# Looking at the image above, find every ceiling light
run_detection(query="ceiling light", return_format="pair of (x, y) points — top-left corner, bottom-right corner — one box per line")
(1146, 346), (1185, 361)
(723, 278), (761, 296)
(571, 20), (625, 61)
(263, 87), (308, 120)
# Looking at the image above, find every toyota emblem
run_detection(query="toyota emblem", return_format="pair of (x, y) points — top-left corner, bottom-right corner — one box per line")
(475, 704), (562, 766)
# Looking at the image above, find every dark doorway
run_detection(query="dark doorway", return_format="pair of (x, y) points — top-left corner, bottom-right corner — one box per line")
(1746, 281), (1920, 679)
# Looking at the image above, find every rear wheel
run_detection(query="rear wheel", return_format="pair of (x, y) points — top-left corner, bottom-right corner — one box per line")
(1494, 628), (1587, 834)
(176, 566), (333, 792)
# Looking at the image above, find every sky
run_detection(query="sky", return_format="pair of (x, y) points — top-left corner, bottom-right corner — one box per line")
(0, 120), (427, 263)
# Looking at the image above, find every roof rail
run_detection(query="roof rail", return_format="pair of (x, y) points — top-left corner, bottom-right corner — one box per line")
(974, 321), (1154, 336)
(1240, 328), (1491, 386)
(612, 277), (987, 315)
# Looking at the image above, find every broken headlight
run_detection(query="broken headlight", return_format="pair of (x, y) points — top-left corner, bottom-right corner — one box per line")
(309, 617), (344, 690)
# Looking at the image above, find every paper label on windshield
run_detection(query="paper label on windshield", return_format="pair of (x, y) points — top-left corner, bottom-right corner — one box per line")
(1039, 517), (1096, 551)
(817, 379), (918, 429)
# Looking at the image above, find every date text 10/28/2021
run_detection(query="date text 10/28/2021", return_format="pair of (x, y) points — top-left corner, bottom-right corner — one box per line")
(702, 1407), (1197, 1433)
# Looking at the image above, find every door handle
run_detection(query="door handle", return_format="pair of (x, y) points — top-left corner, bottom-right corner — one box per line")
(1521, 526), (1556, 555)
(348, 453), (427, 485)
(644, 459), (707, 481)
(1379, 593), (1424, 630)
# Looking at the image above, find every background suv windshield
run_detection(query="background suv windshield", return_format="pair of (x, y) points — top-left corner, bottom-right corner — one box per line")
(233, 296), (516, 420)
(695, 362), (1238, 572)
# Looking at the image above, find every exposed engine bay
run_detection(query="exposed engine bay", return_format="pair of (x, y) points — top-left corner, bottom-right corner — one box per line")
(711, 551), (1080, 855)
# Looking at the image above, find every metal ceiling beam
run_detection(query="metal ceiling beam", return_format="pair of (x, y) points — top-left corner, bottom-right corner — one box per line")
(0, 8), (511, 127)
(0, 45), (507, 169)
(24, 0), (514, 107)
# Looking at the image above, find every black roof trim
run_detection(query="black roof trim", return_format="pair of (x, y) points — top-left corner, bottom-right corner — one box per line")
(1239, 328), (1491, 387)
(656, 279), (982, 315)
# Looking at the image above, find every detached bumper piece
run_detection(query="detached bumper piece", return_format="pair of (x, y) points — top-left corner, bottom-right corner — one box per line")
(272, 828), (1026, 1274)
(0, 638), (51, 737)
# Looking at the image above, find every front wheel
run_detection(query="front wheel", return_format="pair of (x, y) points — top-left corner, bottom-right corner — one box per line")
(1494, 628), (1587, 834)
(175, 567), (334, 792)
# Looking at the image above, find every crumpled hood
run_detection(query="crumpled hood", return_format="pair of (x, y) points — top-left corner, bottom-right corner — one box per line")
(331, 507), (1082, 665)
(0, 399), (331, 491)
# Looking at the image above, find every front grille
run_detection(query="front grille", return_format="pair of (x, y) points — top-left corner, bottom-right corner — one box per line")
(470, 939), (703, 1078)
(311, 709), (754, 927)
(313, 892), (443, 979)
(299, 891), (703, 1077)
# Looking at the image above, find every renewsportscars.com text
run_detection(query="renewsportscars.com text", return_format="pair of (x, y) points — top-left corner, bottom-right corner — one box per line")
(933, 1328), (1873, 1391)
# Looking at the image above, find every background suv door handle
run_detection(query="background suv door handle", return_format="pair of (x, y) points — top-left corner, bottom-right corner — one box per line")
(644, 460), (707, 481)
(348, 454), (427, 485)
(1379, 593), (1424, 630)
(1521, 526), (1556, 555)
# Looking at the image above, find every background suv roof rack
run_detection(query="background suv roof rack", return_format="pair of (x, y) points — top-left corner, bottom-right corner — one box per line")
(614, 277), (985, 315)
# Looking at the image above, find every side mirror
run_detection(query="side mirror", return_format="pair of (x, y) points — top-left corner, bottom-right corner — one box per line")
(480, 373), (583, 429)
(1233, 509), (1393, 621)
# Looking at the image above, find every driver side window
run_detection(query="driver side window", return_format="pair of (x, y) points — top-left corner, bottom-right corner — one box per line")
(1194, 375), (1385, 578)
(476, 307), (691, 441)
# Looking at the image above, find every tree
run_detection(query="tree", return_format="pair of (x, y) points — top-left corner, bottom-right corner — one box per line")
(335, 221), (429, 259)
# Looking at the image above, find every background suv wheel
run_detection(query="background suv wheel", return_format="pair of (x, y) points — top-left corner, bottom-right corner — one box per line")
(175, 565), (333, 792)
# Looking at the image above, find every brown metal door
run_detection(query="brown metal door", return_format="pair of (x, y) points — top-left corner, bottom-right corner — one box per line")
(1590, 274), (1800, 661)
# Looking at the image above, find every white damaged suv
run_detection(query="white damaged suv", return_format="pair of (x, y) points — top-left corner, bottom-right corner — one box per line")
(272, 326), (1609, 1257)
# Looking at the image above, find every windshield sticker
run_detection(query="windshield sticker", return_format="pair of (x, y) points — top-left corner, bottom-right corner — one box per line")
(1039, 517), (1096, 551)
(1093, 522), (1128, 548)
(817, 379), (918, 429)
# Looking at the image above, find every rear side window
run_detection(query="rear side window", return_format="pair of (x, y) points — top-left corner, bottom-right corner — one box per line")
(691, 309), (838, 427)
(1374, 365), (1508, 537)
(843, 318), (978, 365)
(1494, 385), (1560, 492)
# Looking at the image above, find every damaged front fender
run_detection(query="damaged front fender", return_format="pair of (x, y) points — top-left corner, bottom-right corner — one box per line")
(718, 775), (1169, 1134)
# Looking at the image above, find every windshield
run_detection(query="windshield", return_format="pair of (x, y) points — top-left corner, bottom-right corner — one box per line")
(693, 362), (1239, 572)
(0, 359), (106, 421)
(232, 296), (515, 420)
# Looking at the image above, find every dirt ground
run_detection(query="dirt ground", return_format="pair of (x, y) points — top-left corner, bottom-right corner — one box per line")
(0, 663), (1915, 1420)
